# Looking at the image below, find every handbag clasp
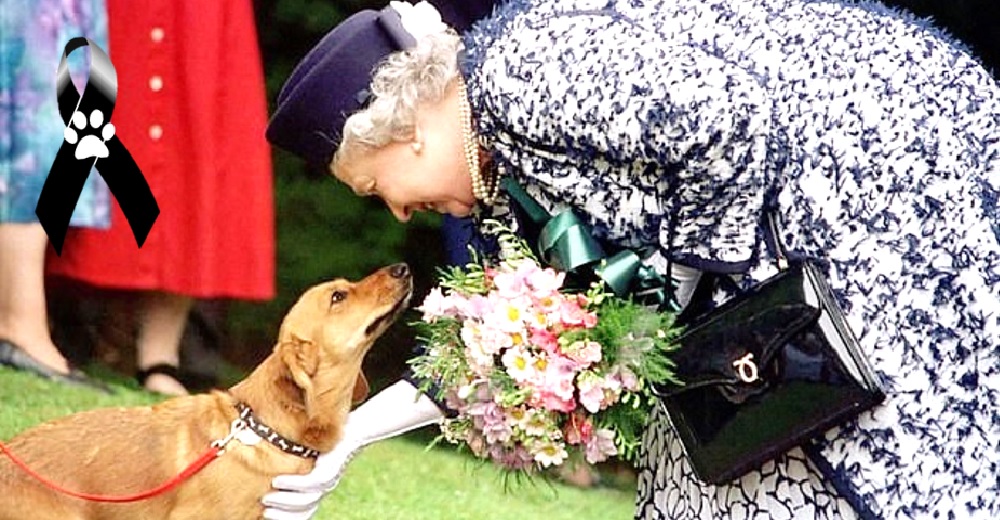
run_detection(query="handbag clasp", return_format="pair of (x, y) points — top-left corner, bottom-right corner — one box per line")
(732, 353), (760, 383)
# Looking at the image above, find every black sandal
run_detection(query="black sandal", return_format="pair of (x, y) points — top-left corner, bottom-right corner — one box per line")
(136, 363), (186, 391)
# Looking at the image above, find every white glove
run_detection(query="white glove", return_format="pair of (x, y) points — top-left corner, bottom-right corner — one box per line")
(670, 263), (702, 309)
(261, 380), (444, 519)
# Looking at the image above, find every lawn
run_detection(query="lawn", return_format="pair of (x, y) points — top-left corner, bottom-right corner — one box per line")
(0, 367), (637, 519)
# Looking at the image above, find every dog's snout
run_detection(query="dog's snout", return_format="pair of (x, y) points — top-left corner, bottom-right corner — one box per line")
(388, 263), (410, 279)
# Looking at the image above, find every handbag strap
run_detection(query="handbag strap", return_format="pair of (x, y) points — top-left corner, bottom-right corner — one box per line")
(764, 209), (790, 271)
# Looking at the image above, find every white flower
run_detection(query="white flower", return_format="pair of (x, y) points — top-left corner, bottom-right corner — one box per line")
(521, 409), (556, 438)
(501, 345), (537, 383)
(461, 322), (499, 374)
(389, 1), (448, 41)
(532, 438), (569, 468)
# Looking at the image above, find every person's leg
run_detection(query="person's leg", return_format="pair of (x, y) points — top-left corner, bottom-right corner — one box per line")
(136, 291), (193, 396)
(0, 223), (71, 374)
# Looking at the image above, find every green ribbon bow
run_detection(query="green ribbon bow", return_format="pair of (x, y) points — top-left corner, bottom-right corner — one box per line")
(501, 178), (675, 310)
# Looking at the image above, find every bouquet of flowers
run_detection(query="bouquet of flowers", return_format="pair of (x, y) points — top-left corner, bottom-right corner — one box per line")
(409, 221), (681, 475)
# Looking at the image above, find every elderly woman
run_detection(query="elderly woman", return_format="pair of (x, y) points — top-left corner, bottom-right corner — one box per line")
(262, 0), (1000, 518)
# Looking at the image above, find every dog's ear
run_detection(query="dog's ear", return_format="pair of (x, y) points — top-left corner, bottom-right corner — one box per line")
(279, 333), (320, 394)
(351, 371), (370, 406)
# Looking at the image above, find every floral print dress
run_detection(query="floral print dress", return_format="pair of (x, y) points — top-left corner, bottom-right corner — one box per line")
(1, 0), (109, 226)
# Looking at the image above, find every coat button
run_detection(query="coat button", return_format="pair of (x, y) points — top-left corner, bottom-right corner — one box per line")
(149, 76), (163, 92)
(150, 27), (165, 43)
(149, 125), (163, 140)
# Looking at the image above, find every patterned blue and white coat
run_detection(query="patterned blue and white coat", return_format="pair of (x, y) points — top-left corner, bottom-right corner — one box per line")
(460, 0), (1000, 518)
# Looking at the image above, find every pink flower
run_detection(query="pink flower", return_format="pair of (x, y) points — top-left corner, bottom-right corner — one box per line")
(464, 294), (493, 319)
(483, 266), (499, 284)
(533, 292), (564, 315)
(612, 365), (641, 392)
(562, 340), (602, 366)
(563, 411), (594, 445)
(576, 372), (605, 413)
(507, 445), (535, 470)
(468, 400), (507, 436)
(527, 355), (578, 413)
(533, 390), (576, 413)
(557, 299), (598, 329)
(528, 327), (560, 355)
(584, 428), (618, 464)
(484, 420), (513, 444)
(492, 262), (536, 299)
(526, 266), (565, 299)
(467, 401), (490, 430)
(418, 287), (452, 321)
(541, 355), (578, 400)
(489, 443), (535, 470)
(481, 324), (515, 355)
(513, 257), (543, 277)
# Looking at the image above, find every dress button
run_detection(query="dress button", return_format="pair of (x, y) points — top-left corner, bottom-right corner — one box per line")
(149, 76), (163, 92)
(150, 27), (165, 43)
(149, 125), (163, 140)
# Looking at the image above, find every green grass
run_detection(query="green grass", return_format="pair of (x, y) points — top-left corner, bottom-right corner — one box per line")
(0, 367), (637, 519)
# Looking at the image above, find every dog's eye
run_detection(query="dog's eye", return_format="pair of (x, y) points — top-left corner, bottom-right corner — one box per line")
(330, 290), (348, 305)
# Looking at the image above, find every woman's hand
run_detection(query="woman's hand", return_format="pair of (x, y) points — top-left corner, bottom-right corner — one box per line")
(261, 438), (362, 520)
(259, 379), (444, 520)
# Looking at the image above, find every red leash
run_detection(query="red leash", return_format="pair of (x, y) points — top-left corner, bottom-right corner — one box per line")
(0, 440), (223, 503)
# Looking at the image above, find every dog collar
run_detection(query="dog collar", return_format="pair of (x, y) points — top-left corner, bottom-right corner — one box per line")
(235, 403), (320, 459)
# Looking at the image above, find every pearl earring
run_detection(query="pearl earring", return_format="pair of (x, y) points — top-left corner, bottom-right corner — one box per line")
(411, 141), (423, 154)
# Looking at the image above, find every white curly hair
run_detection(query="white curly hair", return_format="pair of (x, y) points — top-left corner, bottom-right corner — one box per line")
(332, 30), (463, 172)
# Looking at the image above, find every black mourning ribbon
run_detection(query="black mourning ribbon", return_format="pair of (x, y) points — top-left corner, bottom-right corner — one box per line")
(35, 37), (159, 256)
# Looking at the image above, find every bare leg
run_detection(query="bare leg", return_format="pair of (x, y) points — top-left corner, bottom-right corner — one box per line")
(136, 291), (193, 396)
(0, 223), (70, 374)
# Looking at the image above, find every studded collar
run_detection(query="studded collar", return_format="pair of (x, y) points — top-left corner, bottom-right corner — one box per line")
(235, 403), (320, 459)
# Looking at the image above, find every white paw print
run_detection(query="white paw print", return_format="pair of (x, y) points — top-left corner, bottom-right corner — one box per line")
(64, 109), (115, 160)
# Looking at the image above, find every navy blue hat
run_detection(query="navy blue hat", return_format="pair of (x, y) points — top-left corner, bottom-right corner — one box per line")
(266, 7), (416, 168)
(266, 1), (501, 168)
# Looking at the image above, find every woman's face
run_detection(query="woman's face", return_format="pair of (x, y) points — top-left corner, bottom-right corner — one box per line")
(333, 80), (475, 222)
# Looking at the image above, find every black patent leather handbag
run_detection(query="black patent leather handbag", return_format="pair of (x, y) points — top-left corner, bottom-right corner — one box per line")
(654, 213), (885, 485)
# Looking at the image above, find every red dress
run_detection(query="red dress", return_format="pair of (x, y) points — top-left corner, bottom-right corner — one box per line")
(47, 0), (275, 300)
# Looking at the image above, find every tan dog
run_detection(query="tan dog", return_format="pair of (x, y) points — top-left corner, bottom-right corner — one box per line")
(0, 263), (412, 520)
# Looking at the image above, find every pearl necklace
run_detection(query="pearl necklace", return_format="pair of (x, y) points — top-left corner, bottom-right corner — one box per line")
(457, 75), (499, 204)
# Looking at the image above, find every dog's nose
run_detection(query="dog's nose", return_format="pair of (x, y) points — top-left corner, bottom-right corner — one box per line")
(388, 263), (410, 278)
